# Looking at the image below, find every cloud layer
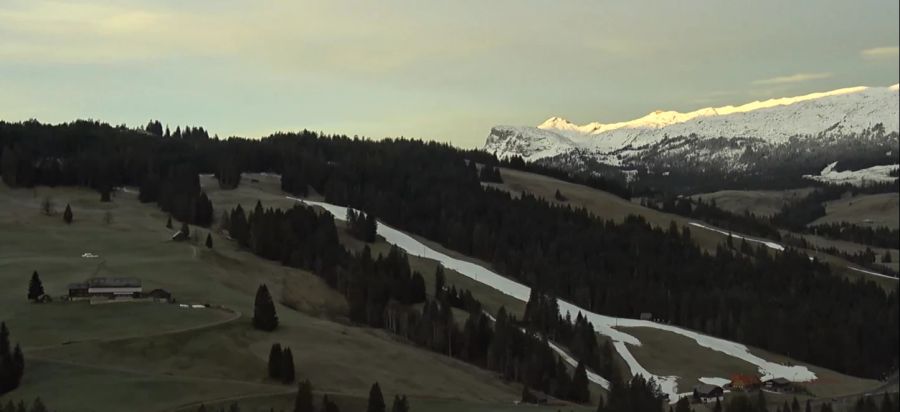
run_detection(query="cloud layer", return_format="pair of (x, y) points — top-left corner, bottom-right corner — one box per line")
(753, 72), (833, 85)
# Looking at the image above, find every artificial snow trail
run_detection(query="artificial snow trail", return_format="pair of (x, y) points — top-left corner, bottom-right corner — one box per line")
(289, 197), (818, 401)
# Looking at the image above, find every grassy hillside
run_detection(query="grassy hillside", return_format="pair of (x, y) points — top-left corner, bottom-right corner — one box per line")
(691, 188), (814, 218)
(0, 181), (540, 411)
(811, 192), (900, 229)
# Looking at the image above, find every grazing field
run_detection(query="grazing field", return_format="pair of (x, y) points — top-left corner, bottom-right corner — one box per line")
(0, 181), (526, 411)
(811, 192), (900, 229)
(691, 188), (814, 217)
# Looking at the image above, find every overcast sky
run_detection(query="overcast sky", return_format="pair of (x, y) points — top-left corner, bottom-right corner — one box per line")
(1, 0), (897, 147)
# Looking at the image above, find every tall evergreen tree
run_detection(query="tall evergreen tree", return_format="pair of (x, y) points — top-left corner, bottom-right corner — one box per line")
(434, 265), (445, 298)
(570, 360), (590, 403)
(28, 271), (44, 301)
(322, 394), (340, 412)
(293, 380), (314, 412)
(253, 284), (278, 331)
(63, 204), (73, 224)
(28, 398), (46, 412)
(267, 343), (283, 380)
(166, 215), (173, 229)
(367, 382), (386, 412)
(390, 395), (409, 412)
(206, 233), (213, 249)
(0, 322), (23, 395)
(674, 397), (691, 412)
(281, 347), (295, 383)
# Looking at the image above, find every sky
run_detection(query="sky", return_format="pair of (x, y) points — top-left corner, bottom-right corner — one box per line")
(0, 0), (897, 148)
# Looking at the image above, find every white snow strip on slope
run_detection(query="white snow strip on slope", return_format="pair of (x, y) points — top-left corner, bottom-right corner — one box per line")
(803, 162), (899, 187)
(482, 311), (611, 390)
(288, 197), (817, 400)
(688, 222), (785, 251)
(848, 266), (899, 281)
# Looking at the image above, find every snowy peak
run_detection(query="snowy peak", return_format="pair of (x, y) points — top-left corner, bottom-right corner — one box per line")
(484, 84), (900, 162)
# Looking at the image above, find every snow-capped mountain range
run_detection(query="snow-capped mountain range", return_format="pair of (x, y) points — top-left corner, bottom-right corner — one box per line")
(484, 84), (900, 170)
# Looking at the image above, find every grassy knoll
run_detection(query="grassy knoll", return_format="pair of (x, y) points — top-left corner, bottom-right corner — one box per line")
(690, 188), (814, 218)
(812, 192), (899, 230)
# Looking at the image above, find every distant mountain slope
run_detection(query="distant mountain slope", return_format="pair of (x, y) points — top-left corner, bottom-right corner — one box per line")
(485, 84), (899, 163)
(484, 85), (900, 189)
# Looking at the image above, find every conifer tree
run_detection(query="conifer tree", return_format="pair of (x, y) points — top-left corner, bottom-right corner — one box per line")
(674, 397), (691, 412)
(293, 380), (314, 412)
(322, 394), (340, 412)
(253, 284), (278, 331)
(390, 395), (408, 412)
(268, 343), (283, 380)
(367, 382), (385, 412)
(570, 360), (590, 403)
(555, 189), (567, 201)
(281, 347), (295, 383)
(206, 233), (213, 249)
(63, 204), (73, 224)
(0, 322), (23, 395)
(521, 385), (536, 404)
(28, 398), (46, 412)
(166, 215), (173, 229)
(180, 222), (191, 239)
(11, 345), (23, 386)
(434, 265), (445, 298)
(28, 271), (44, 301)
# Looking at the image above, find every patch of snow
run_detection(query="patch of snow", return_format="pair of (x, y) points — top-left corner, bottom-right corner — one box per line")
(848, 266), (899, 281)
(81, 252), (99, 258)
(548, 339), (612, 389)
(191, 304), (205, 309)
(803, 162), (899, 186)
(289, 197), (818, 402)
(699, 377), (731, 387)
(688, 222), (785, 251)
(179, 304), (189, 308)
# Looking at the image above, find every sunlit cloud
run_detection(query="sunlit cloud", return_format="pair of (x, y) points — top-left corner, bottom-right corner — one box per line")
(752, 72), (832, 85)
(861, 46), (899, 59)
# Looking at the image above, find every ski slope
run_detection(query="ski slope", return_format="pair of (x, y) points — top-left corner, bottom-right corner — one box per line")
(289, 197), (818, 401)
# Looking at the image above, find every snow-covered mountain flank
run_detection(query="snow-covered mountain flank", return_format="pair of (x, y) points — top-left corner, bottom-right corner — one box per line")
(484, 85), (900, 182)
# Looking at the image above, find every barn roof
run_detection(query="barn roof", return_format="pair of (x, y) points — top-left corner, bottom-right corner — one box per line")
(86, 277), (141, 288)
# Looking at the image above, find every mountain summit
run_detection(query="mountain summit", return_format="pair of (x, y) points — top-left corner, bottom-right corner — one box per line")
(485, 84), (900, 165)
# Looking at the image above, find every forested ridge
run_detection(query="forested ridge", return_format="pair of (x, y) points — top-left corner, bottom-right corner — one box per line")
(1, 119), (898, 379)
